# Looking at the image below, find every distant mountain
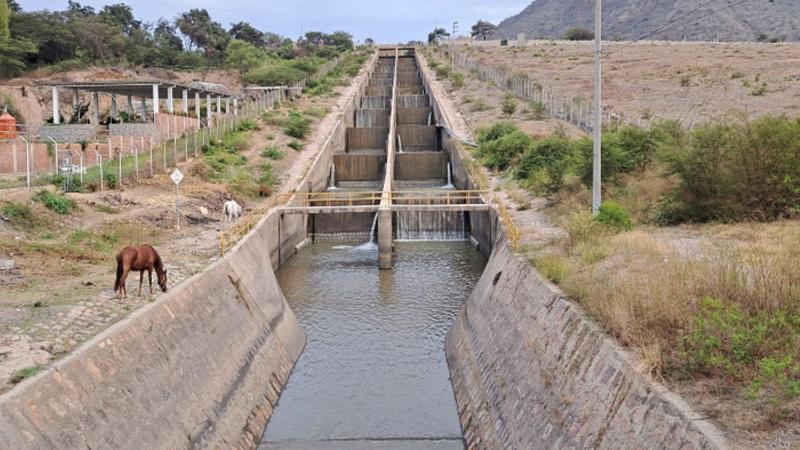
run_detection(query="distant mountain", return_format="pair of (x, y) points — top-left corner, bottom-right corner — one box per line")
(495, 0), (800, 42)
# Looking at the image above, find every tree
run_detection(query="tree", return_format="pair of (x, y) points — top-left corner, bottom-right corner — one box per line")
(176, 9), (228, 61)
(324, 31), (353, 51)
(427, 27), (449, 44)
(262, 31), (283, 48)
(99, 3), (140, 35)
(225, 39), (264, 84)
(471, 20), (496, 41)
(564, 27), (593, 41)
(364, 37), (374, 46)
(229, 21), (263, 47)
(0, 0), (10, 41)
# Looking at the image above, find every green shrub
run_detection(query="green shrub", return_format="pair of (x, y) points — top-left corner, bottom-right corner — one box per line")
(434, 64), (451, 79)
(595, 201), (634, 231)
(33, 190), (76, 215)
(515, 135), (573, 193)
(284, 111), (311, 139)
(1, 202), (36, 226)
(564, 26), (594, 41)
(288, 140), (304, 151)
(679, 297), (800, 400)
(471, 99), (490, 112)
(246, 61), (307, 86)
(478, 129), (532, 170)
(502, 93), (517, 117)
(262, 147), (286, 160)
(662, 115), (800, 222)
(477, 121), (518, 144)
(104, 173), (118, 189)
(576, 125), (662, 185)
(10, 365), (44, 384)
(450, 72), (465, 89)
(237, 119), (258, 131)
(527, 100), (546, 120)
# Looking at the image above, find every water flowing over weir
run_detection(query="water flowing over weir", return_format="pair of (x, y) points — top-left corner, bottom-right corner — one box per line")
(259, 243), (486, 449)
(395, 211), (466, 240)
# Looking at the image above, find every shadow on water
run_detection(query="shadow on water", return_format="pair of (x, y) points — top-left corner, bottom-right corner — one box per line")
(259, 241), (486, 449)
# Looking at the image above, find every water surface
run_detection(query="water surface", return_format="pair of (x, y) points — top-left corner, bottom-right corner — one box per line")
(260, 242), (486, 449)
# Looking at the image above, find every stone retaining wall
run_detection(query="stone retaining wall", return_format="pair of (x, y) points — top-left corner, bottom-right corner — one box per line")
(445, 233), (728, 449)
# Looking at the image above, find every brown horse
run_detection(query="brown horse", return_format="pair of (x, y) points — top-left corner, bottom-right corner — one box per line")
(113, 244), (168, 299)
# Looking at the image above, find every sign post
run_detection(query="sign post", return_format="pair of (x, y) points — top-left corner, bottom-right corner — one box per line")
(170, 168), (184, 230)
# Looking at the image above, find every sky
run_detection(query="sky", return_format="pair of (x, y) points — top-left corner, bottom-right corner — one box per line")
(19, 0), (532, 43)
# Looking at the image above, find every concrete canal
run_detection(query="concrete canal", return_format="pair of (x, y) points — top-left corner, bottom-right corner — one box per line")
(260, 242), (486, 449)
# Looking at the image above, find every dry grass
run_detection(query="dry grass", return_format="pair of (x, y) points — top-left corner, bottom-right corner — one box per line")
(532, 220), (800, 397)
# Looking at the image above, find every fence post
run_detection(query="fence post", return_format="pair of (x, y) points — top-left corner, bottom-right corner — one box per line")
(134, 147), (139, 183)
(149, 143), (153, 177)
(118, 147), (122, 186)
(94, 151), (103, 192)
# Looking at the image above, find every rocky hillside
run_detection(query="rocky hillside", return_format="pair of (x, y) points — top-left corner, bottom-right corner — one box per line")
(496, 0), (800, 42)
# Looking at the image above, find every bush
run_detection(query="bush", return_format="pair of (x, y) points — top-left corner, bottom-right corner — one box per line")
(33, 190), (76, 215)
(104, 173), (118, 189)
(246, 61), (307, 86)
(237, 119), (258, 131)
(450, 72), (465, 89)
(662, 115), (800, 222)
(475, 121), (532, 171)
(564, 27), (594, 41)
(502, 93), (517, 117)
(680, 297), (800, 401)
(262, 147), (286, 160)
(471, 99), (490, 112)
(288, 140), (304, 151)
(595, 201), (634, 231)
(576, 125), (662, 185)
(515, 135), (573, 194)
(284, 111), (311, 139)
(477, 121), (518, 144)
(1, 202), (36, 226)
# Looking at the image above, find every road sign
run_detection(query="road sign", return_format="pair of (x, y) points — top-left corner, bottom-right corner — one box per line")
(170, 168), (184, 185)
(171, 168), (183, 229)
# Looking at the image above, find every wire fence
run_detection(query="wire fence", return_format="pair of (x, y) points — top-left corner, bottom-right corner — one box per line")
(439, 45), (654, 134)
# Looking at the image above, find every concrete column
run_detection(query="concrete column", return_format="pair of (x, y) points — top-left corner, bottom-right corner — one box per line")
(206, 94), (212, 119)
(195, 92), (201, 126)
(152, 84), (160, 116)
(225, 98), (230, 116)
(182, 90), (189, 114)
(91, 92), (100, 124)
(52, 86), (60, 124)
(233, 98), (238, 116)
(216, 96), (221, 115)
(378, 208), (393, 269)
(127, 95), (134, 114)
(111, 95), (118, 121)
(140, 97), (147, 121)
(166, 86), (174, 113)
(72, 88), (78, 109)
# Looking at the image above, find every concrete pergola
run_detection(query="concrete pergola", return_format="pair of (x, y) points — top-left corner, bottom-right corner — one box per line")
(42, 81), (239, 126)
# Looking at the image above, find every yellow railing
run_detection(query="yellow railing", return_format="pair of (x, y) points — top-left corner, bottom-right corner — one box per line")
(218, 196), (289, 255)
(390, 190), (488, 205)
(277, 190), (384, 207)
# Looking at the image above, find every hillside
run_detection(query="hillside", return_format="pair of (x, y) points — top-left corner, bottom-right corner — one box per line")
(496, 0), (800, 42)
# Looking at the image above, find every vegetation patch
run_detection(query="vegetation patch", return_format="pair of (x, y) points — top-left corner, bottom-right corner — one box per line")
(33, 191), (77, 215)
(1, 202), (37, 227)
(10, 365), (44, 384)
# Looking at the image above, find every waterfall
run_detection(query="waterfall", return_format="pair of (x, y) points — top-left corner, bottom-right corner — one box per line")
(428, 112), (432, 126)
(327, 165), (339, 191)
(395, 211), (466, 241)
(442, 162), (455, 189)
(369, 212), (378, 243)
(397, 134), (403, 153)
(356, 213), (379, 250)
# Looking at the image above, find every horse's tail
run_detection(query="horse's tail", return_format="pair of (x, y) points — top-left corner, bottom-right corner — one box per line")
(113, 254), (124, 292)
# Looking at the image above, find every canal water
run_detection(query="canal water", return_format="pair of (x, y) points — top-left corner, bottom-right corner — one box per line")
(259, 242), (486, 449)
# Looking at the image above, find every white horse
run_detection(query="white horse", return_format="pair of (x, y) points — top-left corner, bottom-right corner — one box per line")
(223, 200), (242, 223)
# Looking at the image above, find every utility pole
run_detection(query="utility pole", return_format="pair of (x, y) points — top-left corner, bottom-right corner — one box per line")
(592, 0), (602, 215)
(452, 21), (459, 40)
